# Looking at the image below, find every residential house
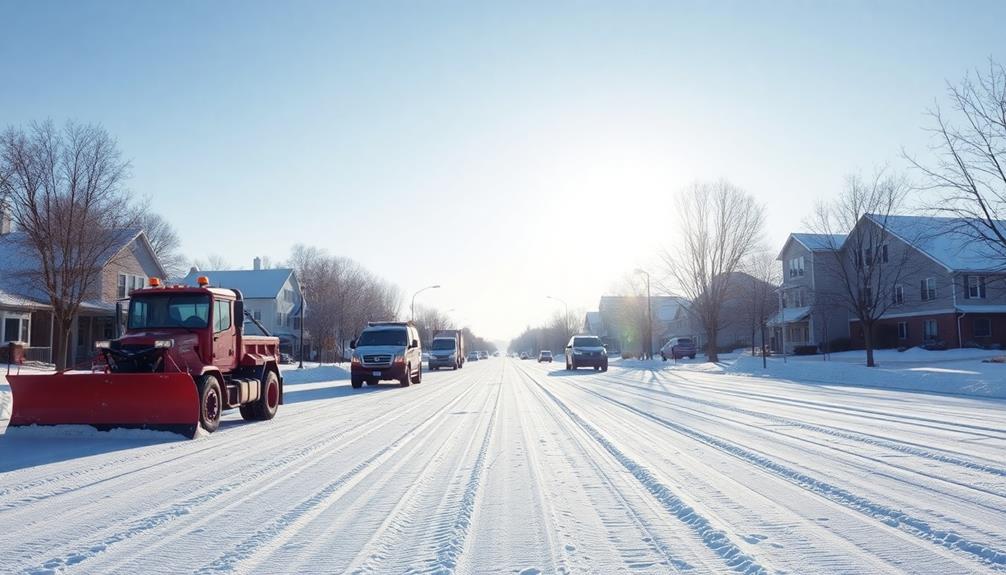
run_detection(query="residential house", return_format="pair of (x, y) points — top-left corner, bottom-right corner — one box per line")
(181, 258), (306, 355)
(775, 215), (1006, 352)
(664, 271), (779, 352)
(0, 209), (167, 365)
(772, 233), (849, 353)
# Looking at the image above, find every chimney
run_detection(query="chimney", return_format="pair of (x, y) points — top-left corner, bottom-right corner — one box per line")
(253, 256), (262, 270)
(189, 266), (199, 275)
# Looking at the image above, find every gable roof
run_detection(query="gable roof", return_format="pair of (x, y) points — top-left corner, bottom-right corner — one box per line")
(777, 233), (846, 260)
(863, 214), (1006, 272)
(181, 268), (295, 299)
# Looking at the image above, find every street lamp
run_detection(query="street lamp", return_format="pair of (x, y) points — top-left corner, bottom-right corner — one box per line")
(546, 295), (570, 340)
(411, 284), (441, 321)
(634, 269), (653, 360)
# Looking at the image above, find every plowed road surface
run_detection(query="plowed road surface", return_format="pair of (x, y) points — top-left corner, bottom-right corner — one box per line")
(2, 359), (1005, 574)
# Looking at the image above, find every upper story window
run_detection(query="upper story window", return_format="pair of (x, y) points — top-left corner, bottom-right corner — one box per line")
(283, 288), (295, 303)
(921, 277), (937, 301)
(118, 273), (147, 298)
(788, 256), (805, 278)
(965, 275), (987, 299)
(892, 284), (904, 305)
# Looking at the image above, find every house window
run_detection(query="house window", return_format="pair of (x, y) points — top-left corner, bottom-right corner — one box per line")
(4, 318), (21, 343)
(119, 273), (146, 297)
(897, 321), (908, 340)
(253, 310), (262, 321)
(276, 313), (284, 327)
(893, 284), (904, 305)
(862, 285), (873, 304)
(788, 257), (805, 278)
(974, 318), (992, 338)
(921, 278), (937, 301)
(923, 319), (938, 341)
(966, 275), (987, 299)
(881, 244), (889, 263)
(117, 274), (128, 298)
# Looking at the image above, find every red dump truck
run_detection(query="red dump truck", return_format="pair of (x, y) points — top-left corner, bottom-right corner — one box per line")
(5, 276), (283, 438)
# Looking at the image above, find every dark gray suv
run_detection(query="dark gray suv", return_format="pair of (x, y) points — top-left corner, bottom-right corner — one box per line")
(565, 335), (608, 371)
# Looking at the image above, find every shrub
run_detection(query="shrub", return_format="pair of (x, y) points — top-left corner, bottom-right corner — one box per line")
(793, 345), (818, 355)
(621, 351), (634, 360)
(827, 337), (852, 352)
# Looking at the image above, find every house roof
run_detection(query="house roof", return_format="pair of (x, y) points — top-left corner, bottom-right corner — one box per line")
(777, 233), (846, 260)
(181, 268), (296, 299)
(767, 306), (811, 326)
(863, 214), (1006, 272)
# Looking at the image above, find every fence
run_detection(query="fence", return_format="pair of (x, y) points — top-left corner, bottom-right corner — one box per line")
(23, 346), (52, 364)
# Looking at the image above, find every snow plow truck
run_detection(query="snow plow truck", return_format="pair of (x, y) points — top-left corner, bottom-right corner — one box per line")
(5, 276), (283, 438)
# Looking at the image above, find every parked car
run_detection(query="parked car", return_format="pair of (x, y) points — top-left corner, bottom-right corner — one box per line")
(565, 335), (608, 371)
(660, 337), (697, 360)
(467, 351), (480, 362)
(538, 350), (553, 363)
(350, 321), (423, 388)
(279, 352), (295, 365)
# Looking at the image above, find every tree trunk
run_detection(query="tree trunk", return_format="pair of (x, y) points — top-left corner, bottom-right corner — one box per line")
(53, 315), (72, 372)
(705, 327), (719, 363)
(760, 324), (767, 368)
(863, 322), (876, 367)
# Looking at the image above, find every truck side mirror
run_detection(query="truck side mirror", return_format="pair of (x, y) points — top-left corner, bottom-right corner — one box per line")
(350, 339), (357, 349)
(234, 300), (244, 334)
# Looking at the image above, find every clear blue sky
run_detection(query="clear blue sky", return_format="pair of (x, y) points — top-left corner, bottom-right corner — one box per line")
(2, 1), (1003, 340)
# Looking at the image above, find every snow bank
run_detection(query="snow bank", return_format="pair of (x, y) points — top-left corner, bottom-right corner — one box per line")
(3, 424), (188, 441)
(726, 354), (1006, 399)
(280, 363), (350, 385)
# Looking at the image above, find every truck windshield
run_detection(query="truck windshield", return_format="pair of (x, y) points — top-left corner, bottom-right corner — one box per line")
(432, 339), (456, 350)
(357, 329), (407, 347)
(128, 294), (211, 329)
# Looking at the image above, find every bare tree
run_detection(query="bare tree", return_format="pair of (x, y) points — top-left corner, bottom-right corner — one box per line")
(809, 171), (917, 367)
(660, 181), (766, 362)
(740, 251), (780, 364)
(138, 210), (185, 278)
(907, 59), (1006, 266)
(0, 121), (138, 370)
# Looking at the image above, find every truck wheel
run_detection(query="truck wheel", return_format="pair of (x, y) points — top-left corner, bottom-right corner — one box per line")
(400, 364), (411, 387)
(411, 364), (422, 384)
(197, 374), (222, 433)
(351, 377), (363, 389)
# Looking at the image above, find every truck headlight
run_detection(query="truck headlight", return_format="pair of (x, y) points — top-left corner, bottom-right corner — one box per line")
(394, 354), (405, 364)
(95, 340), (111, 349)
(154, 340), (174, 349)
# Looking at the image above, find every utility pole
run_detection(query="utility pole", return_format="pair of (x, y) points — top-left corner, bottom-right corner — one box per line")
(634, 269), (653, 360)
(298, 284), (307, 369)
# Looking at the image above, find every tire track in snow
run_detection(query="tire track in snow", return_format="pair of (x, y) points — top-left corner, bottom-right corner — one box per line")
(513, 366), (699, 573)
(188, 381), (485, 575)
(570, 383), (1006, 570)
(17, 380), (474, 575)
(527, 376), (768, 575)
(340, 383), (498, 575)
(581, 375), (1006, 517)
(596, 369), (1006, 477)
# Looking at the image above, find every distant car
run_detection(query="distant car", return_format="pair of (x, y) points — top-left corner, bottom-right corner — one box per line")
(279, 352), (295, 365)
(565, 335), (608, 371)
(467, 351), (480, 362)
(519, 352), (529, 360)
(422, 351), (431, 362)
(661, 337), (697, 360)
(479, 351), (488, 360)
(538, 350), (552, 363)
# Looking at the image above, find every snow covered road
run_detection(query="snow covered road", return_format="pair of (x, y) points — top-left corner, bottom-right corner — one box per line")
(1, 359), (1004, 574)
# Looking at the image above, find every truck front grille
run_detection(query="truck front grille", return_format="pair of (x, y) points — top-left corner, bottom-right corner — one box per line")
(363, 354), (392, 364)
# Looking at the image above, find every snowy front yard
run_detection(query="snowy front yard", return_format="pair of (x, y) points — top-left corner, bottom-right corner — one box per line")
(1, 358), (1004, 573)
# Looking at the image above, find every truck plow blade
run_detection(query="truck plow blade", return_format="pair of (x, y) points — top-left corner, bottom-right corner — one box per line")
(5, 373), (200, 438)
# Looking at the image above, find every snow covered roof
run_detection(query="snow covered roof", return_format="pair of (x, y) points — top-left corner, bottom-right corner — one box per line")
(767, 306), (810, 326)
(864, 214), (1005, 272)
(791, 233), (846, 251)
(181, 268), (295, 299)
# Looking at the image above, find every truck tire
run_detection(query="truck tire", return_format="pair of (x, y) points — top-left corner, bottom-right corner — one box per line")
(197, 374), (222, 433)
(400, 364), (411, 387)
(241, 370), (280, 421)
(351, 377), (363, 389)
(411, 364), (422, 384)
